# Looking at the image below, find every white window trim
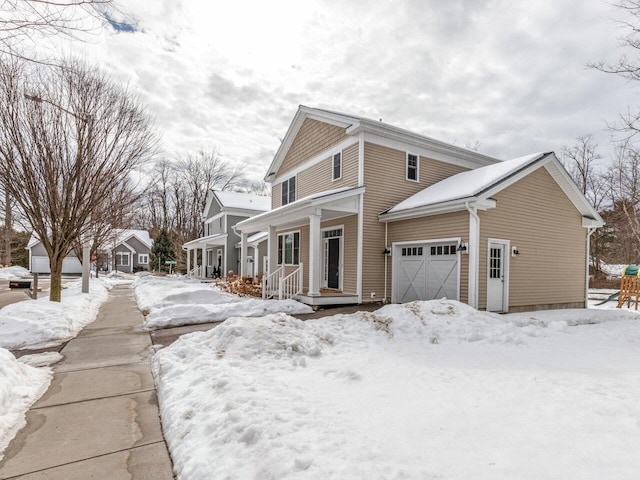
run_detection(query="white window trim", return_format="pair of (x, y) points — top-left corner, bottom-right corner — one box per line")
(332, 151), (342, 181)
(406, 152), (419, 182)
(281, 175), (297, 206)
(321, 225), (344, 290)
(277, 230), (301, 266)
(138, 254), (149, 265)
(116, 252), (130, 266)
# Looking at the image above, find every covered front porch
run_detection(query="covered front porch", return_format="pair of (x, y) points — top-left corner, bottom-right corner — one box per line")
(182, 233), (227, 279)
(235, 187), (364, 305)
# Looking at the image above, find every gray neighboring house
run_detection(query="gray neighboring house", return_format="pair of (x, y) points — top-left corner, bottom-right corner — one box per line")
(183, 191), (270, 278)
(110, 229), (153, 273)
(27, 235), (83, 274)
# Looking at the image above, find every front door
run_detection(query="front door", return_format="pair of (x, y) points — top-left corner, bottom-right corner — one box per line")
(327, 238), (340, 289)
(487, 240), (508, 312)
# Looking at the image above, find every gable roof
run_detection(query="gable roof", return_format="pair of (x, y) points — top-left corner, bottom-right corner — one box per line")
(265, 105), (500, 181)
(115, 229), (153, 249)
(380, 152), (604, 226)
(213, 191), (270, 212)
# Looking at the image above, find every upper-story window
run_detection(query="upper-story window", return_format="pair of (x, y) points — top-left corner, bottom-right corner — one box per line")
(281, 176), (296, 205)
(332, 152), (342, 181)
(406, 153), (419, 181)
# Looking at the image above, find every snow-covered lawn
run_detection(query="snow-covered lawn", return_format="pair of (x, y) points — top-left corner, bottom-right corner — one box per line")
(134, 276), (312, 329)
(0, 266), (31, 280)
(154, 300), (640, 480)
(0, 276), (127, 350)
(0, 349), (52, 461)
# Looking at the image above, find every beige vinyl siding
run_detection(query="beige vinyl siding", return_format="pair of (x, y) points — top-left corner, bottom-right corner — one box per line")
(478, 166), (587, 311)
(279, 119), (348, 176)
(362, 142), (470, 302)
(387, 211), (469, 303)
(272, 183), (281, 209)
(298, 143), (359, 199)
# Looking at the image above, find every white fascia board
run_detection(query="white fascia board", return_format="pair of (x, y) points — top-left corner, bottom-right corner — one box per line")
(582, 216), (605, 228)
(354, 122), (499, 168)
(183, 233), (228, 249)
(236, 187), (365, 232)
(202, 190), (216, 219)
(379, 198), (496, 222)
(121, 241), (136, 254)
(271, 136), (359, 185)
(205, 212), (224, 224)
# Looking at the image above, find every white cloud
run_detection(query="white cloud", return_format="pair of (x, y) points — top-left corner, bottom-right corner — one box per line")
(38, 0), (640, 181)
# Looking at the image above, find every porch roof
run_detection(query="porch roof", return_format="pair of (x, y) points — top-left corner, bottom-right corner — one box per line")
(236, 186), (364, 232)
(182, 233), (227, 250)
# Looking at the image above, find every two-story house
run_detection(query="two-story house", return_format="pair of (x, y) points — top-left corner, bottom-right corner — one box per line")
(183, 190), (270, 278)
(235, 106), (603, 312)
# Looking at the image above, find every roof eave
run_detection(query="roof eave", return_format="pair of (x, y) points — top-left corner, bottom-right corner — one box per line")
(380, 198), (496, 222)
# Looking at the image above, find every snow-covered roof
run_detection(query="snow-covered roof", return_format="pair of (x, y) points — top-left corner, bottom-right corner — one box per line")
(115, 229), (153, 249)
(214, 191), (270, 212)
(388, 152), (547, 214)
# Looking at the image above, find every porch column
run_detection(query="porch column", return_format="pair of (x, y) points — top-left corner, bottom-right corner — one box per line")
(308, 212), (322, 297)
(254, 244), (260, 276)
(268, 226), (277, 275)
(240, 232), (248, 277)
(186, 248), (191, 275)
(200, 247), (206, 279)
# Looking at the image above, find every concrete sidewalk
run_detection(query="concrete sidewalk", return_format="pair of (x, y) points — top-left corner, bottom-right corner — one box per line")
(0, 285), (174, 479)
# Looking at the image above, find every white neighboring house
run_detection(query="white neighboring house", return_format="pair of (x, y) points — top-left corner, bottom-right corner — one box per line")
(27, 229), (153, 275)
(183, 190), (270, 278)
(27, 235), (83, 274)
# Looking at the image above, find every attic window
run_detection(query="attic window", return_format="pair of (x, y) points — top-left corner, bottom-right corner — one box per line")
(281, 176), (296, 206)
(406, 153), (419, 182)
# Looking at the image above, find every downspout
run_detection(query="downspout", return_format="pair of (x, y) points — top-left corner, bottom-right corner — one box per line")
(465, 202), (480, 309)
(586, 227), (597, 308)
(384, 221), (388, 303)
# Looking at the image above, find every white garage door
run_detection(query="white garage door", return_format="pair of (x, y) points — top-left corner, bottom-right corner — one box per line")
(31, 255), (83, 274)
(394, 242), (459, 303)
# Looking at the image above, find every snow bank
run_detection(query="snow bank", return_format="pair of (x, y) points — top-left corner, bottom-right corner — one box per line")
(0, 348), (51, 461)
(154, 300), (640, 480)
(0, 266), (30, 280)
(135, 276), (312, 329)
(0, 277), (112, 350)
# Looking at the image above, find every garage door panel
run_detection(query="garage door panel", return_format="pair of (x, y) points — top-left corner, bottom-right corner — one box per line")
(395, 242), (458, 303)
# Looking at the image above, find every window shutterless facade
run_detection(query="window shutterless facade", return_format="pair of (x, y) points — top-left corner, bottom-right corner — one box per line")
(281, 176), (296, 205)
(332, 152), (342, 180)
(277, 231), (300, 265)
(116, 252), (129, 266)
(138, 254), (149, 264)
(406, 153), (419, 181)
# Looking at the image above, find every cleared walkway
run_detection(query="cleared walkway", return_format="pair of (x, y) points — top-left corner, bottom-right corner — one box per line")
(0, 285), (174, 479)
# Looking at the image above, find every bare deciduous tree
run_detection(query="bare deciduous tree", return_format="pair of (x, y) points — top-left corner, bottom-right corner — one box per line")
(0, 57), (156, 301)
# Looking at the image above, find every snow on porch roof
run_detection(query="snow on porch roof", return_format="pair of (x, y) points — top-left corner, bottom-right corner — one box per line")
(214, 191), (270, 212)
(387, 152), (548, 214)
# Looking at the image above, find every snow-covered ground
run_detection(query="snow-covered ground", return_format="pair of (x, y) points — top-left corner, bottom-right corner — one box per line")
(154, 300), (640, 480)
(0, 266), (31, 280)
(0, 348), (51, 461)
(134, 276), (312, 329)
(0, 275), (128, 350)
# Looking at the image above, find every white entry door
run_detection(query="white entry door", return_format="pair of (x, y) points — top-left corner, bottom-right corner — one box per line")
(487, 240), (509, 312)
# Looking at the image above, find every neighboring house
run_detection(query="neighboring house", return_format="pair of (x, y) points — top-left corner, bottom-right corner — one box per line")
(109, 229), (153, 273)
(183, 190), (270, 278)
(27, 229), (153, 275)
(235, 106), (603, 312)
(27, 235), (83, 274)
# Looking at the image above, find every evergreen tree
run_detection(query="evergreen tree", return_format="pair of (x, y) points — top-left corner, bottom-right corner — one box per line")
(150, 229), (176, 272)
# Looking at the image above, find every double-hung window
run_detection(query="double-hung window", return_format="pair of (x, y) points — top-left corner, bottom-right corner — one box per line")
(332, 152), (342, 181)
(406, 153), (419, 182)
(281, 177), (296, 205)
(277, 231), (300, 265)
(138, 254), (149, 265)
(116, 252), (129, 266)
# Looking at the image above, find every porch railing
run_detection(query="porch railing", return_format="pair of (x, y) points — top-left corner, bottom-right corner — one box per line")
(279, 263), (303, 300)
(188, 266), (202, 278)
(262, 265), (284, 299)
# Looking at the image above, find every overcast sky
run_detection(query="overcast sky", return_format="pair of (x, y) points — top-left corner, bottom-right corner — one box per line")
(49, 0), (640, 181)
